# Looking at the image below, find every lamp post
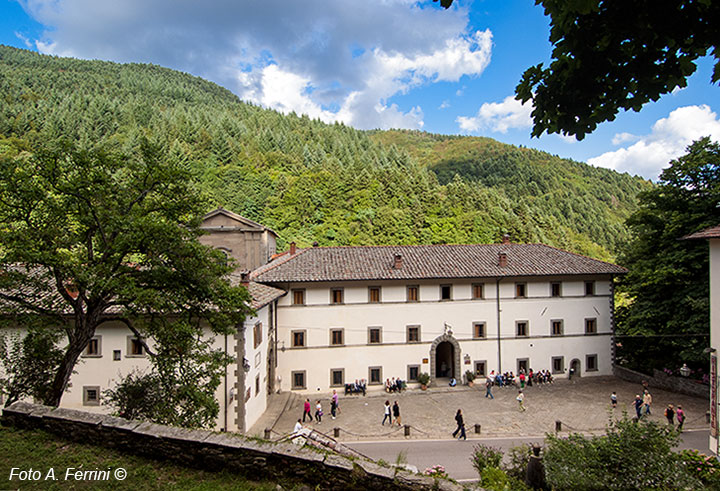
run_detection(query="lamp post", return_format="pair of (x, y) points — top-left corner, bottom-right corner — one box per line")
(680, 363), (691, 377)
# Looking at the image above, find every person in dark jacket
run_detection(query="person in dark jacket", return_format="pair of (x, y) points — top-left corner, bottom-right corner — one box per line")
(392, 401), (402, 426)
(452, 409), (466, 440)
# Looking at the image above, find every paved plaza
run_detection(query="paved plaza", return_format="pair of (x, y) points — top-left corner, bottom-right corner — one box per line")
(250, 376), (708, 441)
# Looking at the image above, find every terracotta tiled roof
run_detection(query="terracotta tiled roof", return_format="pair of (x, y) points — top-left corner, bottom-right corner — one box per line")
(251, 244), (627, 283)
(684, 225), (720, 240)
(247, 282), (286, 309)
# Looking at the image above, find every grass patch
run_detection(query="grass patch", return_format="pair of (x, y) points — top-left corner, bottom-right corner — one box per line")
(0, 424), (287, 490)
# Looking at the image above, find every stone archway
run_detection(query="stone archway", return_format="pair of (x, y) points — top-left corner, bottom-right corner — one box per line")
(430, 334), (462, 385)
(569, 358), (581, 379)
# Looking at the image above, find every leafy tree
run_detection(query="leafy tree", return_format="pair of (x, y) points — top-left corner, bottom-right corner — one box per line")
(616, 137), (720, 371)
(0, 138), (251, 411)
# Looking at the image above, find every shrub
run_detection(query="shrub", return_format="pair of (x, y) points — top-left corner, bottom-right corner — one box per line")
(679, 449), (720, 487)
(465, 370), (476, 382)
(470, 444), (503, 476)
(505, 444), (534, 481)
(417, 372), (430, 386)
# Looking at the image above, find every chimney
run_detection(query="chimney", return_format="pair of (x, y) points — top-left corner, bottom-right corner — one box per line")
(502, 234), (511, 244)
(240, 271), (250, 287)
(393, 254), (403, 269)
(290, 242), (296, 255)
(312, 241), (319, 248)
(498, 252), (508, 268)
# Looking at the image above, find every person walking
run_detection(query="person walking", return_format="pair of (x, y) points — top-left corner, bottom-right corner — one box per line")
(633, 394), (643, 419)
(314, 400), (323, 424)
(642, 390), (653, 416)
(392, 400), (402, 426)
(676, 405), (685, 432)
(382, 400), (392, 425)
(330, 397), (337, 420)
(332, 389), (340, 414)
(452, 409), (467, 440)
(517, 390), (526, 412)
(302, 398), (312, 422)
(485, 378), (494, 399)
(664, 404), (675, 425)
(610, 391), (618, 409)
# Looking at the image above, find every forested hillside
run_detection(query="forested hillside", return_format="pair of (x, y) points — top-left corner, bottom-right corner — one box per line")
(0, 45), (650, 259)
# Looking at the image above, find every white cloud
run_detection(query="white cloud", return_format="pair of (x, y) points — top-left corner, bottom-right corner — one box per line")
(439, 100), (450, 110)
(456, 95), (532, 133)
(19, 0), (493, 130)
(588, 105), (720, 179)
(611, 132), (640, 145)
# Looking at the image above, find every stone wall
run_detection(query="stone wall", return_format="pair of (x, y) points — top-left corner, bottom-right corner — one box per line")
(1, 402), (460, 490)
(613, 365), (709, 399)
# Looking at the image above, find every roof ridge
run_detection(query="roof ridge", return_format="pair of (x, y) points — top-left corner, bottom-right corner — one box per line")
(250, 247), (309, 279)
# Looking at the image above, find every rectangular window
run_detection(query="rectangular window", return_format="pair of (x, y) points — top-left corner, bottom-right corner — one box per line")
(472, 283), (484, 299)
(330, 328), (344, 346)
(291, 371), (306, 390)
(516, 321), (529, 337)
(407, 365), (420, 381)
(369, 366), (383, 385)
(551, 282), (561, 297)
(253, 322), (262, 349)
(585, 318), (597, 334)
(407, 285), (419, 302)
(368, 326), (382, 344)
(292, 289), (305, 305)
(473, 322), (486, 339)
(331, 288), (344, 304)
(517, 358), (529, 374)
(127, 336), (146, 357)
(475, 361), (487, 377)
(83, 386), (100, 406)
(552, 356), (564, 374)
(515, 283), (527, 298)
(83, 336), (102, 357)
(113, 350), (121, 361)
(586, 354), (598, 371)
(551, 319), (564, 336)
(585, 281), (595, 296)
(440, 284), (452, 301)
(255, 375), (260, 396)
(291, 330), (306, 348)
(407, 325), (420, 343)
(368, 286), (381, 303)
(330, 369), (344, 387)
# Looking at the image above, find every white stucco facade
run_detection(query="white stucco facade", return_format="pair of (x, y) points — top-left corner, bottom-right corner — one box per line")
(709, 237), (720, 453)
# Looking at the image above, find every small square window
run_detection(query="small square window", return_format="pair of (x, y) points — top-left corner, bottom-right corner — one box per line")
(291, 371), (306, 390)
(517, 358), (529, 374)
(83, 386), (100, 406)
(369, 366), (382, 385)
(516, 321), (528, 337)
(253, 322), (263, 349)
(551, 320), (563, 336)
(472, 283), (484, 299)
(83, 336), (102, 357)
(407, 285), (419, 302)
(473, 322), (486, 339)
(368, 327), (382, 344)
(440, 285), (452, 301)
(127, 336), (146, 357)
(330, 328), (344, 346)
(515, 283), (527, 298)
(407, 365), (420, 381)
(585, 281), (595, 296)
(551, 282), (561, 297)
(552, 356), (564, 374)
(292, 289), (305, 305)
(331, 288), (344, 304)
(368, 286), (381, 303)
(113, 350), (121, 361)
(585, 318), (597, 334)
(330, 369), (344, 387)
(407, 325), (420, 343)
(291, 330), (306, 348)
(475, 361), (487, 377)
(586, 354), (598, 371)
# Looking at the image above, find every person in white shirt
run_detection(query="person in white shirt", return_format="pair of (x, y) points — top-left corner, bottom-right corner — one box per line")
(294, 419), (303, 433)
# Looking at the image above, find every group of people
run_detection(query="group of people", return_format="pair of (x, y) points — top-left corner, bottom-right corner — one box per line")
(627, 388), (686, 431)
(384, 377), (405, 393)
(299, 389), (342, 427)
(344, 379), (367, 396)
(487, 369), (554, 388)
(382, 400), (402, 426)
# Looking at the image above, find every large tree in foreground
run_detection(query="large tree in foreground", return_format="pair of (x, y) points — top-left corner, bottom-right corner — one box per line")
(0, 138), (251, 411)
(615, 137), (720, 370)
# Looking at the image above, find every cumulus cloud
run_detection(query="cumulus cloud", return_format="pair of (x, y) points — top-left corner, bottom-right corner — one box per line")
(588, 105), (720, 179)
(456, 95), (532, 133)
(19, 0), (493, 130)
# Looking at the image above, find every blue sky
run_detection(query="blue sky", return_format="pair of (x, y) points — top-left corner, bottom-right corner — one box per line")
(1, 0), (718, 179)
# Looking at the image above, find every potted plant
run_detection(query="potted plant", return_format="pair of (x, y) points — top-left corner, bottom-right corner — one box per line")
(418, 372), (430, 390)
(465, 370), (476, 387)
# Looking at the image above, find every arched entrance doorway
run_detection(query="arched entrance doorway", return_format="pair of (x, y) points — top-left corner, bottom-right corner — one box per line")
(569, 358), (581, 379)
(429, 333), (462, 385)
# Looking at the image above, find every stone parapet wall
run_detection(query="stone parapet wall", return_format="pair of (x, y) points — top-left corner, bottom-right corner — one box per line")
(1, 402), (460, 490)
(613, 365), (708, 399)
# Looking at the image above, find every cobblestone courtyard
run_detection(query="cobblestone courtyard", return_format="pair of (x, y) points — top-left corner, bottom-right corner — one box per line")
(251, 376), (708, 441)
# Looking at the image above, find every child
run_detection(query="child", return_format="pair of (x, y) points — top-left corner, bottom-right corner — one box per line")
(517, 390), (526, 412)
(610, 391), (617, 408)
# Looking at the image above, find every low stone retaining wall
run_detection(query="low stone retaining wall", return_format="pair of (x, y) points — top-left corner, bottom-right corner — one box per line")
(1, 402), (460, 490)
(613, 365), (708, 399)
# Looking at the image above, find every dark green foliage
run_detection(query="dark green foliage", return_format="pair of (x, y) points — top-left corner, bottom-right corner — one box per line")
(0, 45), (649, 260)
(470, 444), (503, 475)
(679, 449), (720, 487)
(616, 137), (720, 371)
(544, 417), (700, 490)
(516, 1), (719, 139)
